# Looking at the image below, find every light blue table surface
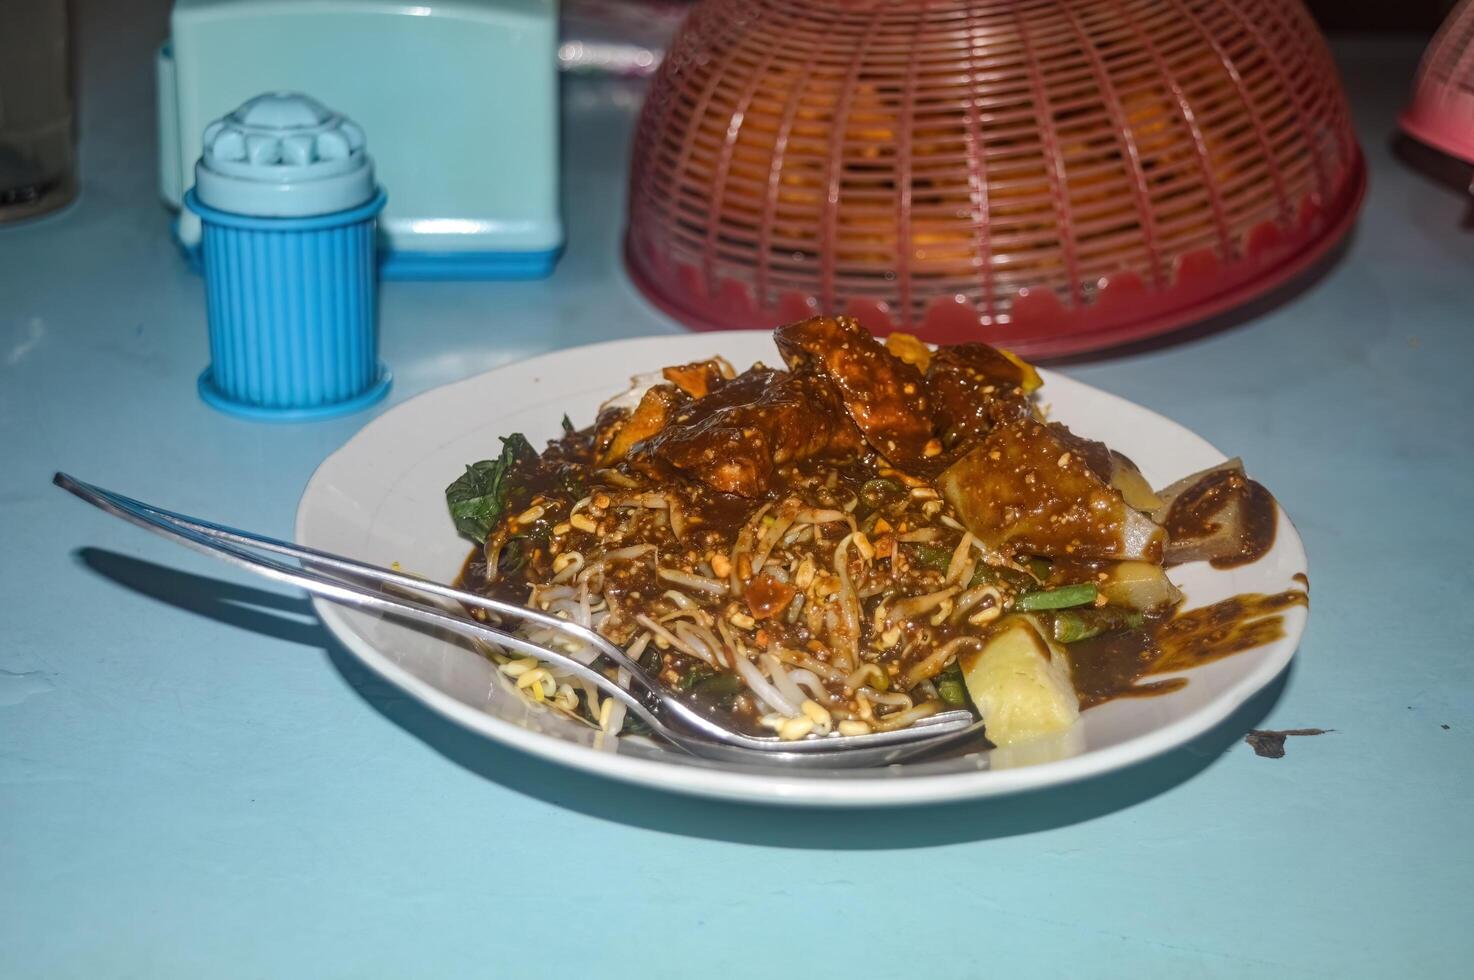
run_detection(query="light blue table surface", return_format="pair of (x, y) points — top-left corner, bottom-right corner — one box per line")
(3, 5), (1471, 976)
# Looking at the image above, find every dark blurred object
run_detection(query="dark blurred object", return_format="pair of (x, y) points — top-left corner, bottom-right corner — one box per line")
(0, 0), (76, 223)
(1393, 133), (1474, 191)
(1391, 134), (1474, 229)
(1305, 0), (1455, 31)
(560, 0), (694, 77)
(1400, 0), (1474, 166)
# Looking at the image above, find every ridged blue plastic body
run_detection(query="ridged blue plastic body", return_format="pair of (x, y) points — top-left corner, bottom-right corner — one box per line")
(185, 189), (391, 420)
(173, 223), (562, 282)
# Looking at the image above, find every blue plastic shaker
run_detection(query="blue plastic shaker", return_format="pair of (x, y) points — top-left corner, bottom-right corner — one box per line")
(185, 93), (390, 420)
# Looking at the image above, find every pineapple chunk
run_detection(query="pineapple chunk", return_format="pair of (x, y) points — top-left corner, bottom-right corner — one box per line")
(960, 614), (1080, 747)
(1108, 453), (1163, 513)
(1099, 561), (1182, 612)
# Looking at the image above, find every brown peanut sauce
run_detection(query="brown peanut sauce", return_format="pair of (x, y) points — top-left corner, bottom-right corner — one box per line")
(744, 575), (798, 619)
(1163, 468), (1278, 569)
(1066, 588), (1308, 708)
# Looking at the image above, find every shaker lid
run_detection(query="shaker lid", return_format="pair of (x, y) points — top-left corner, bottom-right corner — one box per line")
(193, 93), (376, 217)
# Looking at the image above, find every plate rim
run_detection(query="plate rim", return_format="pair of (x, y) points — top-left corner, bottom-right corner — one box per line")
(296, 331), (1308, 807)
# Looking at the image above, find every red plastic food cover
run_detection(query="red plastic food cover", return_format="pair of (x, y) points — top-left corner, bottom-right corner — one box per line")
(1401, 0), (1474, 164)
(625, 0), (1366, 356)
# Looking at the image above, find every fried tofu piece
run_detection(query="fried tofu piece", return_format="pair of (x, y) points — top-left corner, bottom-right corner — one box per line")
(774, 316), (937, 468)
(597, 384), (685, 465)
(939, 418), (1166, 562)
(634, 368), (861, 497)
(925, 343), (1040, 450)
(1048, 424), (1163, 513)
(661, 359), (727, 400)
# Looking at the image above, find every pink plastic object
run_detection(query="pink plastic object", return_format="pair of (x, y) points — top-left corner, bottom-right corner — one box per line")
(625, 0), (1366, 356)
(1400, 0), (1474, 164)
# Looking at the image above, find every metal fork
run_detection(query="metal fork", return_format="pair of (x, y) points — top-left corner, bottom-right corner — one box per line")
(54, 473), (984, 769)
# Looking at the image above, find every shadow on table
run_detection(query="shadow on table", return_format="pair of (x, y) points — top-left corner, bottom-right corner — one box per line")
(78, 547), (1290, 850)
(76, 547), (329, 647)
(1391, 133), (1474, 220)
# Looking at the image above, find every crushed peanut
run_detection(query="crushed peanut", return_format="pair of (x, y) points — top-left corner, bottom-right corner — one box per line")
(727, 608), (757, 630)
(968, 604), (1002, 626)
(794, 557), (816, 589)
(800, 699), (833, 735)
(779, 716), (815, 741)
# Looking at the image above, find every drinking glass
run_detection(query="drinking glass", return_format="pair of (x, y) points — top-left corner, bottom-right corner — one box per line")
(0, 0), (76, 223)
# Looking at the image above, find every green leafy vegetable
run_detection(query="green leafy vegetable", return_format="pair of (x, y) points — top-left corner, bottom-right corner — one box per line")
(677, 664), (716, 691)
(1046, 608), (1145, 643)
(558, 465), (587, 501)
(499, 532), (546, 575)
(935, 662), (967, 707)
(445, 434), (537, 542)
(690, 672), (744, 698)
(858, 477), (905, 511)
(909, 542), (954, 572)
(620, 712), (653, 735)
(1013, 583), (1099, 612)
(969, 562), (1037, 592)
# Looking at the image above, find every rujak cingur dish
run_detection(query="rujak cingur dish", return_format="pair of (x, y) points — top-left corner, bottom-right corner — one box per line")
(447, 317), (1305, 750)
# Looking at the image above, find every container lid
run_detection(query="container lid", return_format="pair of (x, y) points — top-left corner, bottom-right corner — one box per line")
(193, 93), (376, 218)
(621, 0), (1365, 356)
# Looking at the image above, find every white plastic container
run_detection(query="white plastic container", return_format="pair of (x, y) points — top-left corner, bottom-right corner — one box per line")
(159, 0), (562, 280)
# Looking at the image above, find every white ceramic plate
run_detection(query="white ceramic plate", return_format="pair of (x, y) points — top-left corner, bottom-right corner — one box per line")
(296, 332), (1308, 807)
